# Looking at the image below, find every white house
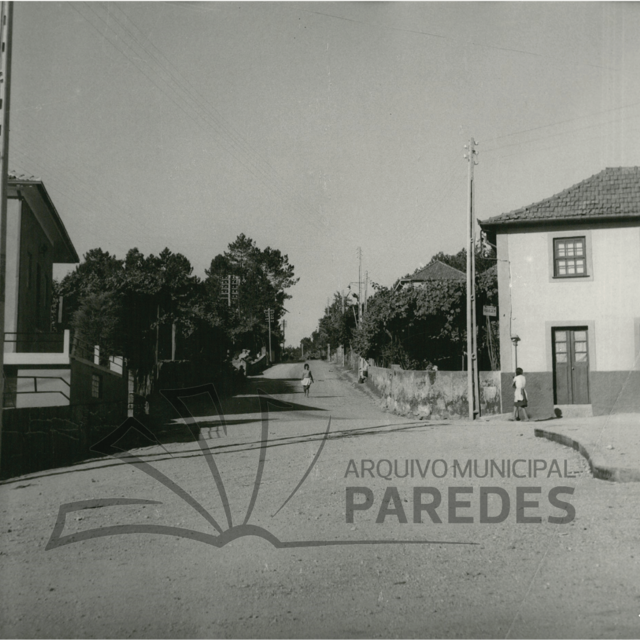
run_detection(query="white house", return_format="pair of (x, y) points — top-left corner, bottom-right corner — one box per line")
(3, 173), (126, 408)
(480, 167), (640, 417)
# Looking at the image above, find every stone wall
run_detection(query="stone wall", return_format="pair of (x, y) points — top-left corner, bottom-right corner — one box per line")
(367, 366), (503, 420)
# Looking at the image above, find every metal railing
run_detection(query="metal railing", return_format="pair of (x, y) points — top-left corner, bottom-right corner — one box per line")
(71, 335), (124, 374)
(3, 374), (71, 408)
(4, 331), (66, 354)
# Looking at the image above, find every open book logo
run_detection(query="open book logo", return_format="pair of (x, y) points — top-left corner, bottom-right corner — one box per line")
(47, 384), (473, 551)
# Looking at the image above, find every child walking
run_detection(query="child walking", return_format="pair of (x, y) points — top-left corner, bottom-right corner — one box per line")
(301, 363), (314, 397)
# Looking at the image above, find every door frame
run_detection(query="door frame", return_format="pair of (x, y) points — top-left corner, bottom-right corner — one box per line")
(545, 320), (595, 404)
(552, 326), (591, 404)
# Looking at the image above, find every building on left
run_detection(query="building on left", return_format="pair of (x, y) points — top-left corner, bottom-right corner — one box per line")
(3, 172), (127, 408)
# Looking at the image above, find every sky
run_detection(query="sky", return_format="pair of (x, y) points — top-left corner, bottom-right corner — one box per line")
(9, 2), (640, 346)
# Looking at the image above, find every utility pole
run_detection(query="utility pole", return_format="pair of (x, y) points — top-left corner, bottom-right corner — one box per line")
(0, 2), (12, 468)
(281, 319), (286, 350)
(464, 137), (480, 420)
(364, 271), (368, 315)
(357, 247), (362, 326)
(264, 308), (273, 363)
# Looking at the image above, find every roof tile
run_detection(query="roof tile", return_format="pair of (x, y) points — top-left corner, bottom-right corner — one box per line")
(481, 167), (640, 227)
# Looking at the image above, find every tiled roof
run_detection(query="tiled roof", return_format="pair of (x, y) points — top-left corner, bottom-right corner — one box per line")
(406, 260), (466, 282)
(480, 167), (640, 227)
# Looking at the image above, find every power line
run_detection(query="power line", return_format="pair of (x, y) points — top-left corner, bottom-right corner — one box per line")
(483, 110), (640, 155)
(70, 2), (327, 234)
(483, 124), (640, 164)
(484, 100), (640, 144)
(300, 8), (615, 72)
(10, 143), (150, 241)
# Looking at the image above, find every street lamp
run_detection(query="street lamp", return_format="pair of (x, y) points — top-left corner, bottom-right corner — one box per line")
(511, 335), (521, 370)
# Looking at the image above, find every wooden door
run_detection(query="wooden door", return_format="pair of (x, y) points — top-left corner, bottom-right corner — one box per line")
(553, 328), (590, 404)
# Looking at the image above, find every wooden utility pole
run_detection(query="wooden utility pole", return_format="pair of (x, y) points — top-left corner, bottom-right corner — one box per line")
(0, 2), (14, 468)
(465, 137), (480, 420)
(357, 247), (362, 326)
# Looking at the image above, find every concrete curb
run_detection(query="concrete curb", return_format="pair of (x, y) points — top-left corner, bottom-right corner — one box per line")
(534, 427), (640, 483)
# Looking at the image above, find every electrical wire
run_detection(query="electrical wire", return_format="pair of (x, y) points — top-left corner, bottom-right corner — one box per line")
(70, 2), (327, 234)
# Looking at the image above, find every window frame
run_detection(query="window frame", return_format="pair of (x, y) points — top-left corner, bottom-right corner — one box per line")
(91, 374), (102, 399)
(547, 228), (594, 283)
(553, 236), (588, 278)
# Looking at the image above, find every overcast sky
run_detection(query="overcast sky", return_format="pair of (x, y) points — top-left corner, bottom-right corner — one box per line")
(10, 2), (640, 345)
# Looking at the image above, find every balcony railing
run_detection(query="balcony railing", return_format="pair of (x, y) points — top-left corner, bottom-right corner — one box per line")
(71, 335), (124, 375)
(3, 330), (123, 375)
(4, 331), (67, 354)
(3, 374), (71, 408)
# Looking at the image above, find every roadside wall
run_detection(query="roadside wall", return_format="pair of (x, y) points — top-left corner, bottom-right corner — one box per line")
(364, 366), (503, 420)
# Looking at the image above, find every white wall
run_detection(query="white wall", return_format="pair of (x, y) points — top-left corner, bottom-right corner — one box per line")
(498, 222), (640, 373)
(4, 198), (22, 339)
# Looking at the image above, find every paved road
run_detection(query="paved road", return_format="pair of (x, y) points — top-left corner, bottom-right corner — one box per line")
(1, 360), (640, 638)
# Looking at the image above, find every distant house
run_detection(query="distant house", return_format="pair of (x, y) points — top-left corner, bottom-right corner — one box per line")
(394, 260), (465, 291)
(480, 167), (640, 417)
(3, 173), (127, 408)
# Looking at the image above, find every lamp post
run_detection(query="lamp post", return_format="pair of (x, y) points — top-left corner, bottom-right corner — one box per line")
(511, 335), (521, 371)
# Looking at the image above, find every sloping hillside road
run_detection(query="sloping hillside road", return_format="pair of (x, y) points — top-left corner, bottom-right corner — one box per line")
(1, 360), (640, 638)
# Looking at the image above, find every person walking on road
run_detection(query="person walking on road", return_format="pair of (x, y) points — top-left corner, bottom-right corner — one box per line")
(301, 363), (314, 397)
(511, 367), (529, 421)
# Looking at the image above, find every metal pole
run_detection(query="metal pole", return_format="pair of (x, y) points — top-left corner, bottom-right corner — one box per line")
(0, 1), (12, 470)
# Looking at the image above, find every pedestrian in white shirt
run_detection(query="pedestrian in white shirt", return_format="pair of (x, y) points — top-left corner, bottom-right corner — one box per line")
(512, 367), (529, 422)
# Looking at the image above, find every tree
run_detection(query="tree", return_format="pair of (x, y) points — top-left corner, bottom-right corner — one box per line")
(70, 291), (123, 364)
(351, 245), (499, 370)
(57, 246), (205, 379)
(56, 248), (124, 325)
(204, 234), (298, 357)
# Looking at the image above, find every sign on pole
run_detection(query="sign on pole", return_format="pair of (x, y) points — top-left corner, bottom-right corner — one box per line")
(483, 305), (497, 317)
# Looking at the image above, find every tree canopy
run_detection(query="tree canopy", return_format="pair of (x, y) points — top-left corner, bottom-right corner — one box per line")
(56, 234), (299, 385)
(204, 234), (298, 356)
(304, 244), (499, 370)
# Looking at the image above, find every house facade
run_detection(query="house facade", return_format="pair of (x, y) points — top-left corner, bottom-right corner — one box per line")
(481, 167), (640, 417)
(3, 173), (127, 409)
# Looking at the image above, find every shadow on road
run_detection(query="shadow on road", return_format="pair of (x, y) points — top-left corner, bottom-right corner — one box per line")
(0, 418), (447, 484)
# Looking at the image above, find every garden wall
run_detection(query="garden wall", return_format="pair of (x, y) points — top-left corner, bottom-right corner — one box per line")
(366, 366), (503, 419)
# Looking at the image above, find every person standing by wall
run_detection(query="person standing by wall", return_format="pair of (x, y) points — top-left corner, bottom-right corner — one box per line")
(511, 367), (529, 421)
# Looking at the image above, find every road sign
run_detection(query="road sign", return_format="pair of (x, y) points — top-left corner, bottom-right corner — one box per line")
(483, 305), (497, 317)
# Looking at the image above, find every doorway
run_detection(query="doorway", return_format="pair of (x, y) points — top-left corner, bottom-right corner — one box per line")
(552, 327), (590, 404)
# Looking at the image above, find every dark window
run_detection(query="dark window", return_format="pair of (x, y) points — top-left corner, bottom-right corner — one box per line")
(554, 237), (587, 277)
(91, 374), (102, 399)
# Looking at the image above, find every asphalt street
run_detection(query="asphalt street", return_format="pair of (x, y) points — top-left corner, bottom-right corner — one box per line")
(1, 360), (639, 638)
